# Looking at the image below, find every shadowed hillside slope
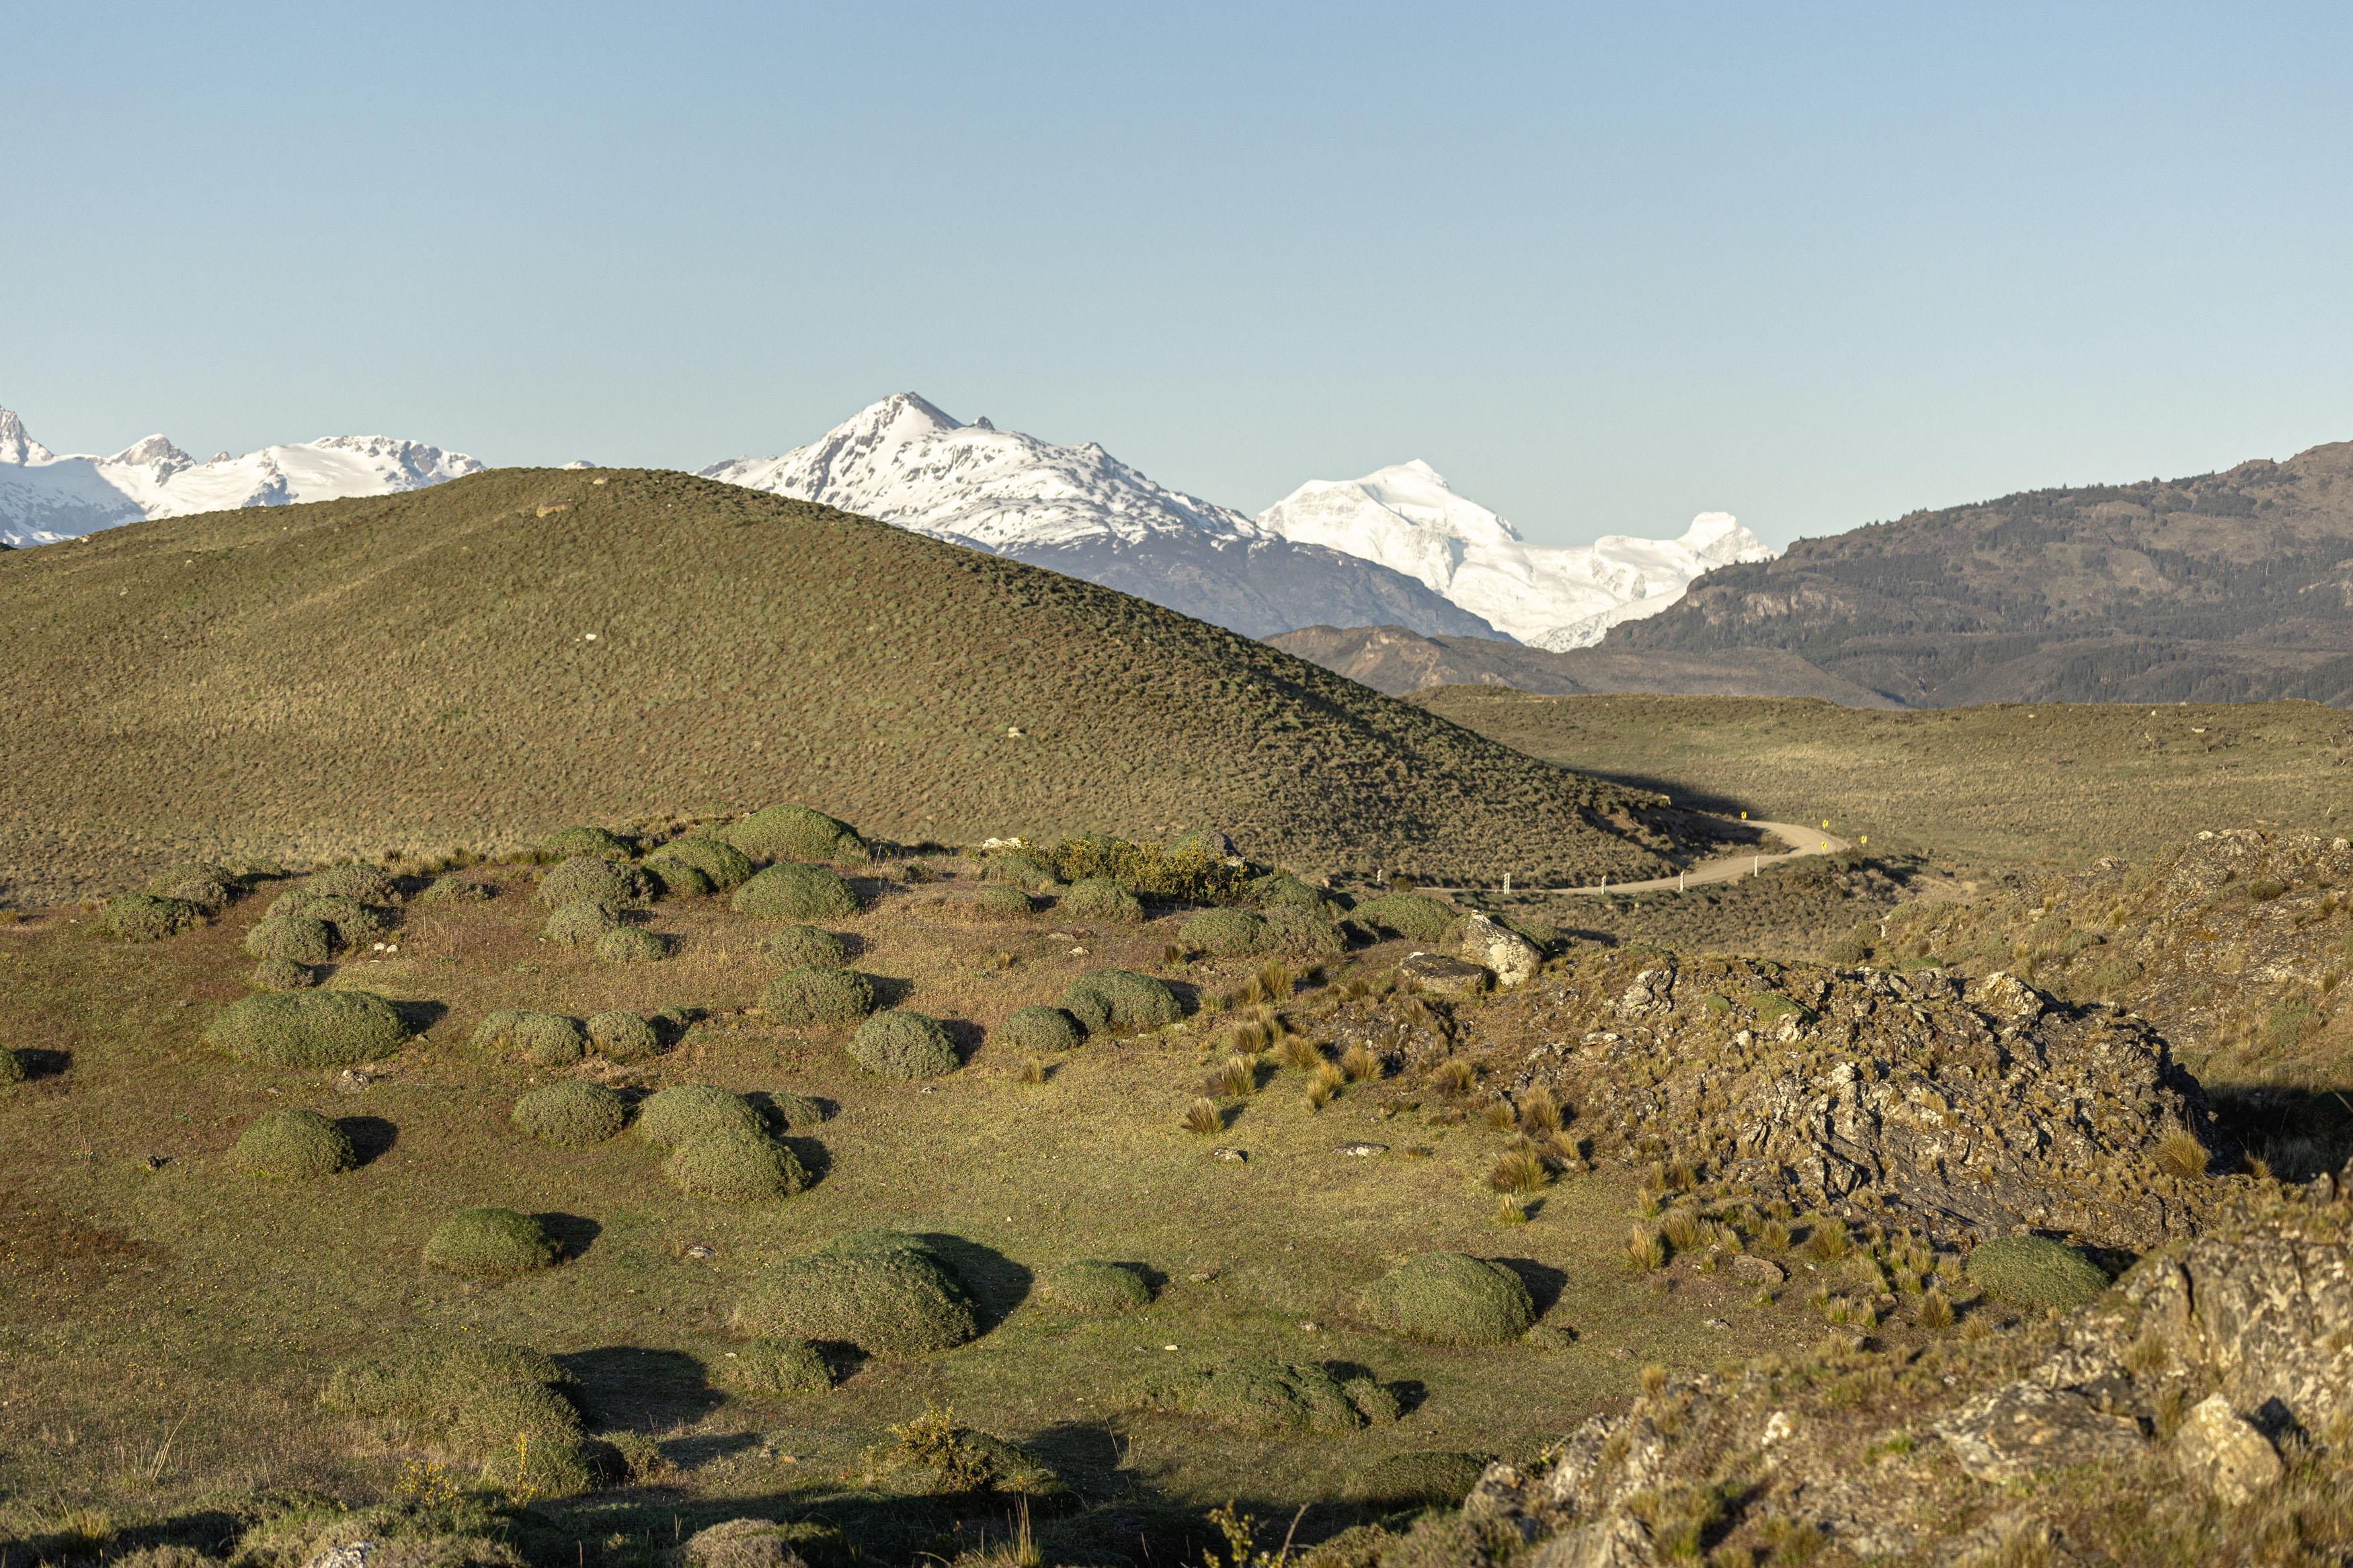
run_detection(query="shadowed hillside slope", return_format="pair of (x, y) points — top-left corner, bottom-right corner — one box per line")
(0, 469), (1685, 904)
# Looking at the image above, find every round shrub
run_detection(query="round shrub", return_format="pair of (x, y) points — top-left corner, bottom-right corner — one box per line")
(732, 863), (859, 920)
(1130, 1357), (1364, 1436)
(538, 854), (641, 909)
(642, 860), (712, 899)
(970, 884), (1035, 921)
(724, 804), (867, 865)
(1250, 872), (1337, 916)
(1180, 908), (1269, 957)
(770, 1091), (826, 1130)
(1351, 893), (1458, 944)
(647, 834), (757, 893)
(850, 1009), (958, 1079)
(147, 862), (235, 913)
(1037, 1260), (1152, 1314)
(1966, 1236), (2110, 1311)
(243, 913), (334, 964)
(101, 892), (202, 942)
(730, 1249), (978, 1358)
(1264, 907), (1345, 957)
(587, 1009), (662, 1062)
(265, 891), (387, 949)
(204, 991), (408, 1068)
(1062, 969), (1182, 1035)
(473, 1009), (586, 1066)
(981, 854), (1061, 893)
(637, 1083), (764, 1148)
(1062, 877), (1143, 923)
(419, 873), (495, 904)
(994, 1005), (1081, 1054)
(543, 898), (621, 948)
(541, 825), (631, 861)
(764, 966), (877, 1026)
(719, 1338), (833, 1397)
(0, 1048), (24, 1087)
(302, 864), (402, 906)
(424, 1207), (555, 1278)
(512, 1081), (629, 1147)
(229, 1107), (356, 1178)
(248, 956), (315, 991)
(594, 925), (668, 964)
(1361, 1252), (1536, 1346)
(762, 923), (847, 968)
(667, 1127), (808, 1201)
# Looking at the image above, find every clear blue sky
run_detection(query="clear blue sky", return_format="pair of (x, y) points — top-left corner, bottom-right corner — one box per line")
(7, 3), (2350, 548)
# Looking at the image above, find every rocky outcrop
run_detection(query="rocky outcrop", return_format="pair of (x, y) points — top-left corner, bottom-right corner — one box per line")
(1452, 911), (1542, 988)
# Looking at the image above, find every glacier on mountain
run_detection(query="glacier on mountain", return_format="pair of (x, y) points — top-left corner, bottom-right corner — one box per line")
(1254, 459), (1773, 649)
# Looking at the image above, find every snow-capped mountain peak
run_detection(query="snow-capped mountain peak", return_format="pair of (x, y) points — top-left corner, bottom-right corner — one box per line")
(0, 409), (55, 466)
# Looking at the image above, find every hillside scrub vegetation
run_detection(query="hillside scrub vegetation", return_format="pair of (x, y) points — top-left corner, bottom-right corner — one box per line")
(204, 990), (407, 1067)
(228, 1107), (358, 1179)
(732, 863), (860, 921)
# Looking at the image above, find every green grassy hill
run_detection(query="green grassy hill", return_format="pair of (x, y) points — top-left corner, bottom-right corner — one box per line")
(0, 470), (1682, 905)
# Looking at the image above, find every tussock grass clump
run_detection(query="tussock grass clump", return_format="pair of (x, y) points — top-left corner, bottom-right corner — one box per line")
(1181, 908), (1270, 957)
(586, 1009), (661, 1062)
(1063, 968), (1182, 1034)
(733, 862), (860, 921)
(850, 1009), (959, 1079)
(724, 804), (867, 865)
(248, 956), (315, 991)
(594, 925), (668, 964)
(1966, 1235), (2110, 1310)
(637, 1084), (764, 1149)
(762, 923), (846, 968)
(146, 862), (236, 913)
(718, 1338), (833, 1398)
(2156, 1128), (2210, 1179)
(321, 1337), (590, 1497)
(767, 968), (880, 1030)
(645, 833), (756, 895)
(511, 1081), (629, 1147)
(100, 892), (202, 942)
(1037, 1260), (1152, 1315)
(537, 854), (643, 909)
(205, 991), (408, 1068)
(423, 1207), (555, 1278)
(729, 1234), (978, 1357)
(242, 912), (335, 964)
(666, 1127), (808, 1201)
(473, 1009), (587, 1065)
(1488, 1144), (1549, 1194)
(980, 853), (1061, 893)
(229, 1108), (357, 1179)
(543, 898), (621, 948)
(1127, 1357), (1369, 1436)
(969, 883), (1036, 921)
(419, 872), (494, 904)
(1062, 876), (1144, 923)
(994, 1005), (1081, 1054)
(302, 864), (402, 905)
(540, 825), (632, 861)
(1361, 1252), (1536, 1346)
(1351, 892), (1458, 942)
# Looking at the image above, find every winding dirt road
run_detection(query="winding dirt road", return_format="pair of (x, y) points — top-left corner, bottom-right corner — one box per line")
(1433, 819), (1852, 897)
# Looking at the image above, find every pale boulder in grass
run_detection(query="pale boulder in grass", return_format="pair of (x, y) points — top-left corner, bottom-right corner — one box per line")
(1452, 911), (1540, 988)
(2173, 1395), (2282, 1505)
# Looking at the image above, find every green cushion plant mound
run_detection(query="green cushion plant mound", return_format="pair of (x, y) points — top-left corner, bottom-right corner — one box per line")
(586, 1009), (661, 1062)
(423, 1207), (556, 1279)
(247, 956), (315, 991)
(229, 1108), (357, 1179)
(1250, 871), (1337, 916)
(1037, 1259), (1152, 1314)
(1127, 1357), (1369, 1436)
(764, 965), (877, 1026)
(537, 854), (643, 909)
(0, 1048), (24, 1087)
(206, 991), (408, 1068)
(762, 923), (847, 968)
(1343, 1451), (1495, 1508)
(539, 825), (631, 861)
(511, 1081), (629, 1147)
(301, 864), (402, 906)
(820, 1228), (943, 1260)
(1264, 907), (1345, 956)
(637, 1083), (764, 1148)
(1062, 969), (1182, 1035)
(1180, 908), (1270, 957)
(1061, 876), (1143, 923)
(980, 853), (1061, 892)
(542, 898), (621, 948)
(768, 1091), (826, 1130)
(146, 862), (236, 913)
(850, 1009), (959, 1079)
(243, 913), (335, 964)
(472, 1009), (586, 1065)
(418, 873), (494, 903)
(848, 1406), (1066, 1499)
(264, 891), (387, 950)
(1047, 835), (1251, 904)
(969, 883), (1035, 920)
(732, 862), (860, 920)
(729, 1243), (978, 1358)
(1966, 1235), (2110, 1311)
(100, 892), (202, 942)
(320, 1337), (590, 1497)
(666, 1126), (808, 1201)
(594, 925), (668, 964)
(645, 833), (756, 895)
(994, 1005), (1082, 1054)
(1351, 893), (1459, 943)
(724, 804), (867, 865)
(1361, 1252), (1536, 1346)
(718, 1338), (833, 1398)
(643, 860), (713, 898)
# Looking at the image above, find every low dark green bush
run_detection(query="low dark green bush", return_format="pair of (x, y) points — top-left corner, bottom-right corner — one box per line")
(473, 1009), (587, 1065)
(1180, 908), (1269, 956)
(206, 991), (408, 1067)
(1343, 1451), (1494, 1508)
(1047, 834), (1250, 904)
(764, 966), (877, 1026)
(594, 925), (668, 964)
(1037, 1260), (1152, 1314)
(424, 1208), (555, 1278)
(101, 892), (202, 942)
(730, 1238), (978, 1357)
(418, 873), (495, 904)
(586, 1010), (661, 1061)
(0, 1048), (25, 1087)
(718, 1338), (833, 1398)
(1061, 876), (1143, 923)
(768, 1091), (826, 1130)
(147, 862), (236, 913)
(637, 1083), (764, 1148)
(643, 860), (713, 899)
(850, 1009), (959, 1079)
(994, 1005), (1082, 1054)
(849, 1411), (1066, 1499)
(230, 1108), (357, 1179)
(302, 864), (402, 906)
(540, 825), (632, 862)
(537, 854), (643, 909)
(732, 862), (860, 920)
(1264, 907), (1346, 956)
(645, 833), (757, 893)
(1126, 1357), (1365, 1436)
(762, 923), (847, 968)
(724, 804), (867, 865)
(1062, 970), (1182, 1034)
(970, 884), (1035, 921)
(265, 891), (387, 949)
(243, 913), (335, 964)
(1361, 1253), (1536, 1346)
(1351, 893), (1458, 943)
(543, 898), (621, 948)
(1250, 872), (1338, 917)
(981, 854), (1061, 892)
(248, 956), (315, 991)
(666, 1127), (808, 1201)
(511, 1081), (629, 1147)
(321, 1337), (590, 1497)
(1966, 1236), (2110, 1310)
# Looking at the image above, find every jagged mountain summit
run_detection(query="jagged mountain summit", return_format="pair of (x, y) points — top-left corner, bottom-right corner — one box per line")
(1254, 459), (1773, 648)
(697, 394), (1501, 640)
(0, 407), (482, 548)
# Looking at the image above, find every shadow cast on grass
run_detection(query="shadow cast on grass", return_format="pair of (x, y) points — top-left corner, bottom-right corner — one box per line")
(558, 1344), (726, 1432)
(534, 1212), (603, 1262)
(337, 1115), (398, 1167)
